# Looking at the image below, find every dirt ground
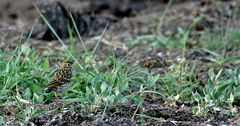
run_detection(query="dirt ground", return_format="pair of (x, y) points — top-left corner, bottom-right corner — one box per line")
(1, 0), (240, 126)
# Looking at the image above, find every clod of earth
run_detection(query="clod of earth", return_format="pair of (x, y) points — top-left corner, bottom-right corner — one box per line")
(31, 1), (117, 41)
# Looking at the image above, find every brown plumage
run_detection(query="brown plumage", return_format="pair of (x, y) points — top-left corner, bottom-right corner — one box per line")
(44, 60), (74, 93)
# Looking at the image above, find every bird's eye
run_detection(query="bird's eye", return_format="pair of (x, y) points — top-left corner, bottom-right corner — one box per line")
(66, 63), (72, 67)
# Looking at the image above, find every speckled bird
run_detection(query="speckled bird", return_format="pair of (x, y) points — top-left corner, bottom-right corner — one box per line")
(44, 59), (74, 93)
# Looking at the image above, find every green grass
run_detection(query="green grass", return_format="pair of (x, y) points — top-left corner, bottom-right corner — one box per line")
(0, 42), (160, 125)
(0, 44), (49, 124)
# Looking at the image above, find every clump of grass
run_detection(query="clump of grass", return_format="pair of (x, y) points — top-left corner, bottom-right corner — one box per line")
(193, 68), (240, 115)
(0, 44), (51, 124)
(201, 28), (240, 50)
(0, 44), (48, 103)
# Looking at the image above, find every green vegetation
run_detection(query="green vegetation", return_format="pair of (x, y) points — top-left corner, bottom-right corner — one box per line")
(1, 11), (240, 125)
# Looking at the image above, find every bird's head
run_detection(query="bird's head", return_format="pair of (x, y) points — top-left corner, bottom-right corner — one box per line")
(61, 59), (74, 69)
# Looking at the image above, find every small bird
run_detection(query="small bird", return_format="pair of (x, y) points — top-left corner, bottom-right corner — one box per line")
(44, 59), (74, 94)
